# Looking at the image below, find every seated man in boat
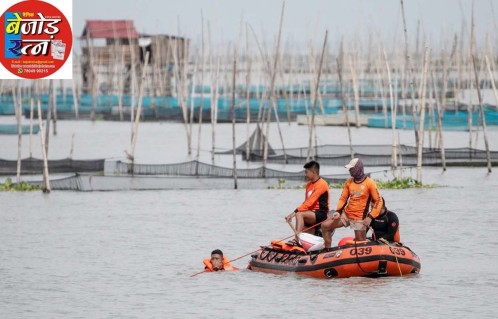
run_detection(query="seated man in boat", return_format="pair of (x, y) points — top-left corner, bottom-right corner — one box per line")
(322, 158), (383, 248)
(203, 249), (238, 272)
(368, 198), (400, 242)
(285, 160), (330, 240)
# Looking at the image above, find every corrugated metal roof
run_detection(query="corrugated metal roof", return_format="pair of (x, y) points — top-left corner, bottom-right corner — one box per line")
(81, 20), (139, 39)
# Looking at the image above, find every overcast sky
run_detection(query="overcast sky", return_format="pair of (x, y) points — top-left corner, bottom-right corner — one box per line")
(73, 0), (497, 51)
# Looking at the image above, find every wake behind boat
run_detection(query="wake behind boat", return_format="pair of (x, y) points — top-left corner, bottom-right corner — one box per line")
(247, 237), (421, 279)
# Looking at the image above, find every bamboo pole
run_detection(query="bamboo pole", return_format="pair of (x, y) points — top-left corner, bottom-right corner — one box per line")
(263, 1), (286, 172)
(349, 54), (361, 128)
(37, 100), (50, 193)
(245, 23), (253, 161)
(431, 70), (447, 171)
(128, 51), (150, 169)
(485, 55), (498, 110)
(337, 41), (354, 159)
(29, 99), (34, 158)
(69, 133), (75, 159)
(195, 11), (205, 174)
(52, 79), (57, 135)
(416, 46), (430, 184)
(231, 44), (239, 189)
(45, 80), (52, 157)
(400, 0), (419, 147)
(13, 86), (22, 183)
(71, 79), (79, 119)
(307, 30), (328, 161)
(470, 8), (492, 173)
(383, 46), (397, 171)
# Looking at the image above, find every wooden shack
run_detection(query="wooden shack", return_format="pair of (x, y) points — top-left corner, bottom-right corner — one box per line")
(80, 20), (189, 96)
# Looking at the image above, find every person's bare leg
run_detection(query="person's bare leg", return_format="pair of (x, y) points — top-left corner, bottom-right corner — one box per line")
(322, 219), (342, 248)
(296, 211), (316, 234)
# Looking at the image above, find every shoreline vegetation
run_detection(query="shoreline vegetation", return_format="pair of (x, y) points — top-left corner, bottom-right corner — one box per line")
(0, 178), (41, 191)
(270, 177), (435, 189)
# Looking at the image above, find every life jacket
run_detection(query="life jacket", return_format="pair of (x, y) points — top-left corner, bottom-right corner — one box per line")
(203, 256), (238, 272)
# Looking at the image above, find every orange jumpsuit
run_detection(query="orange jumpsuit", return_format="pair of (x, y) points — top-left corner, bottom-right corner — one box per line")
(296, 177), (330, 213)
(336, 177), (383, 220)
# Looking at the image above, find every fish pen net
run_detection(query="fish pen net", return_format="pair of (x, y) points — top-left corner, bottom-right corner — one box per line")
(32, 172), (350, 191)
(0, 158), (106, 175)
(241, 144), (498, 167)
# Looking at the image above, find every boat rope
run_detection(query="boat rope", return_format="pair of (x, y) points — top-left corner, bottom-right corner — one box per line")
(190, 219), (327, 277)
(379, 238), (403, 277)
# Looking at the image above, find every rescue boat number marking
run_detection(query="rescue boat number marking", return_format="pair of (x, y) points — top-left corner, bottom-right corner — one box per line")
(389, 247), (406, 256)
(349, 247), (372, 256)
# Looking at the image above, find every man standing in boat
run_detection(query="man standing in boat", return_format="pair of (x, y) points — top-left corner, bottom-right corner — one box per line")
(285, 160), (330, 240)
(322, 158), (383, 248)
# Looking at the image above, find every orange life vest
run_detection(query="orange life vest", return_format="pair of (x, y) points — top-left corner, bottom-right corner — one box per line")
(203, 256), (238, 272)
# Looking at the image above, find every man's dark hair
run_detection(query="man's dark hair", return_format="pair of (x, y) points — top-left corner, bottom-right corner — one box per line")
(211, 249), (223, 256)
(303, 160), (320, 173)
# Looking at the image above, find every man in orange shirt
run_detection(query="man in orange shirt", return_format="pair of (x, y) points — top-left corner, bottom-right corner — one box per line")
(286, 161), (330, 240)
(322, 158), (383, 248)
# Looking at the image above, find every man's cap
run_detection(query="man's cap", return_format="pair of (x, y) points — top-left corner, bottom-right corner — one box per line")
(345, 158), (360, 169)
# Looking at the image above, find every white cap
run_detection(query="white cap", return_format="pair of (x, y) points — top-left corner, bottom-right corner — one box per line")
(345, 158), (359, 169)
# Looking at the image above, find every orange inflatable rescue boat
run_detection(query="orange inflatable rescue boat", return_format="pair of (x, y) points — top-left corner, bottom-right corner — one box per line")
(248, 235), (421, 279)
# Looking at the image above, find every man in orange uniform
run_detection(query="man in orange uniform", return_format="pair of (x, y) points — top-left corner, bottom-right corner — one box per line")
(322, 158), (383, 248)
(286, 161), (330, 239)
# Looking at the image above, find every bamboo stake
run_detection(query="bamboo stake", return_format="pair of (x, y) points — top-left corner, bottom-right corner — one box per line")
(195, 11), (205, 174)
(245, 23), (253, 161)
(37, 100), (50, 193)
(231, 44), (239, 189)
(431, 70), (447, 171)
(52, 79), (57, 135)
(13, 86), (22, 183)
(69, 133), (75, 159)
(400, 0), (419, 147)
(416, 46), (430, 184)
(263, 1), (286, 172)
(29, 99), (34, 158)
(349, 54), (361, 128)
(470, 7), (492, 173)
(383, 46), (397, 171)
(485, 55), (498, 110)
(337, 41), (354, 159)
(71, 79), (79, 119)
(45, 80), (52, 157)
(128, 51), (150, 169)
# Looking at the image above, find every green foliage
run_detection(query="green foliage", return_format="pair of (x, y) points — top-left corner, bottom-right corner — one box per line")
(0, 178), (42, 191)
(330, 177), (434, 189)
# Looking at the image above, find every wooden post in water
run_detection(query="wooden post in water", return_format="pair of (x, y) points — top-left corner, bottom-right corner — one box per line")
(431, 70), (447, 171)
(231, 44), (239, 189)
(128, 51), (150, 170)
(45, 80), (52, 157)
(485, 55), (498, 111)
(245, 23), (253, 161)
(29, 99), (34, 158)
(307, 31), (328, 161)
(383, 46), (397, 171)
(416, 46), (430, 184)
(37, 100), (51, 193)
(52, 79), (57, 135)
(195, 11), (205, 174)
(71, 79), (79, 119)
(470, 14), (492, 173)
(13, 86), (22, 183)
(349, 54), (361, 128)
(69, 133), (75, 159)
(263, 1), (286, 172)
(337, 41), (354, 159)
